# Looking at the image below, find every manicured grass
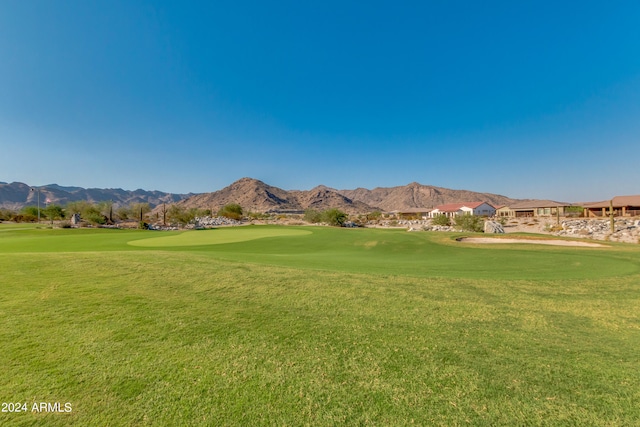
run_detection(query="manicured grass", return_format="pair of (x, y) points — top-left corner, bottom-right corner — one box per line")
(128, 226), (312, 247)
(1, 224), (639, 425)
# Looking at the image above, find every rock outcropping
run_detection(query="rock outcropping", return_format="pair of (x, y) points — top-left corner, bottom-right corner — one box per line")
(554, 219), (640, 243)
(484, 221), (505, 234)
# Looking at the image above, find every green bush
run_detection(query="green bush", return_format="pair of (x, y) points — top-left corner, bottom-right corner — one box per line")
(454, 214), (484, 232)
(367, 211), (382, 221)
(167, 205), (208, 225)
(565, 206), (583, 218)
(247, 211), (272, 220)
(322, 209), (347, 227)
(43, 204), (65, 220)
(12, 213), (38, 223)
(84, 212), (107, 225)
(218, 204), (243, 221)
(130, 203), (151, 221)
(304, 209), (323, 223)
(0, 208), (16, 221)
(21, 206), (40, 218)
(432, 214), (451, 226)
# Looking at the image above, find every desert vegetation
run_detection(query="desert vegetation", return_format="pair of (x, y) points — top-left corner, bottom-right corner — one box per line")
(431, 213), (451, 226)
(217, 203), (244, 220)
(304, 208), (348, 226)
(453, 213), (485, 232)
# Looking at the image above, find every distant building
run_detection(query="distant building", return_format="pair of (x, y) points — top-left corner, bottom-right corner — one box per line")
(428, 202), (495, 218)
(582, 195), (640, 217)
(391, 208), (433, 219)
(496, 200), (572, 218)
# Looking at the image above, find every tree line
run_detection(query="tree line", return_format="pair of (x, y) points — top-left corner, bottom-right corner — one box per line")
(0, 202), (245, 226)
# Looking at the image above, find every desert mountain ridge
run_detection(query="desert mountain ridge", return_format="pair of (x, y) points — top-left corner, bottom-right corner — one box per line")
(169, 177), (524, 214)
(1, 177), (531, 213)
(0, 181), (195, 211)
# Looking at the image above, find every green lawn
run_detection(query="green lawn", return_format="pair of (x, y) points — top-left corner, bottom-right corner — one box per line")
(1, 225), (639, 425)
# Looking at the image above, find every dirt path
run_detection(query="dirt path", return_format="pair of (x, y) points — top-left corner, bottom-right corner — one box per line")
(457, 237), (606, 247)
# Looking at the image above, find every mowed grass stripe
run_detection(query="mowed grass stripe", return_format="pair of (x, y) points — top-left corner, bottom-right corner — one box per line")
(1, 225), (638, 281)
(127, 226), (312, 247)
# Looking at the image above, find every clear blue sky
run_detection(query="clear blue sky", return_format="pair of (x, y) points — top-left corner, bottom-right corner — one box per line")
(1, 1), (639, 201)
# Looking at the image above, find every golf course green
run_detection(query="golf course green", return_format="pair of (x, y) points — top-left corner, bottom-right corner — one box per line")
(128, 226), (312, 247)
(1, 224), (639, 425)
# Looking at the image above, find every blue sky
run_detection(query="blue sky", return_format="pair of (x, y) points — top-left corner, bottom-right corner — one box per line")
(1, 1), (639, 201)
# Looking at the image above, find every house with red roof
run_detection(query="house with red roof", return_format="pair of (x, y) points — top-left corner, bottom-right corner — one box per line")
(428, 202), (496, 218)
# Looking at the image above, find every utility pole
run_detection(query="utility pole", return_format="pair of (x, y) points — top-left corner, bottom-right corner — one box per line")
(30, 187), (41, 223)
(609, 200), (615, 234)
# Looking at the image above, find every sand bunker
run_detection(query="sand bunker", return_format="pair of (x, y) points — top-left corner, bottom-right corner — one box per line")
(457, 237), (606, 247)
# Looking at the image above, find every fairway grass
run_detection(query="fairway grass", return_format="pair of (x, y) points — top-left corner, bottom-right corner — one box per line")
(1, 225), (639, 425)
(128, 226), (312, 247)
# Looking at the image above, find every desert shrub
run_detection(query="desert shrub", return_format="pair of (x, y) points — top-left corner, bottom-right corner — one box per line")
(545, 223), (563, 232)
(218, 203), (243, 220)
(432, 214), (451, 226)
(166, 205), (206, 225)
(367, 211), (382, 221)
(84, 212), (107, 225)
(565, 206), (584, 217)
(321, 209), (347, 227)
(498, 216), (508, 226)
(130, 203), (151, 221)
(167, 205), (187, 224)
(0, 208), (16, 221)
(43, 204), (65, 220)
(115, 206), (131, 220)
(304, 209), (323, 223)
(454, 214), (484, 232)
(21, 206), (40, 217)
(13, 214), (38, 223)
(65, 201), (93, 215)
(59, 221), (72, 228)
(247, 211), (271, 220)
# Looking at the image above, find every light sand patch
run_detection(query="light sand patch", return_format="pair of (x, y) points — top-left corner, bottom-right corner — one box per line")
(457, 237), (606, 247)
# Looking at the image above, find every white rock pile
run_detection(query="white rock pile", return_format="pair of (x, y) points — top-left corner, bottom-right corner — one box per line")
(555, 218), (640, 243)
(484, 221), (505, 234)
(194, 216), (243, 228)
(148, 224), (180, 231)
(421, 224), (456, 232)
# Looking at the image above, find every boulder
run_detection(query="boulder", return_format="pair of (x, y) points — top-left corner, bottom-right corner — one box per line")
(484, 220), (505, 234)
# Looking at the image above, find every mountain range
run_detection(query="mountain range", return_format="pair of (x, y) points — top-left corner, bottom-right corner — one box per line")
(1, 178), (524, 213)
(0, 181), (194, 211)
